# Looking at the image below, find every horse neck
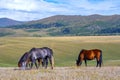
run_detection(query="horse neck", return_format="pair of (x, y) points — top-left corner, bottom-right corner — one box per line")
(19, 52), (27, 62)
(25, 53), (31, 64)
(78, 50), (85, 62)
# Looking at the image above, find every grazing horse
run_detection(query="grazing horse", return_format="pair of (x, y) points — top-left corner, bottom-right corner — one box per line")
(27, 47), (54, 69)
(76, 49), (102, 67)
(18, 52), (43, 69)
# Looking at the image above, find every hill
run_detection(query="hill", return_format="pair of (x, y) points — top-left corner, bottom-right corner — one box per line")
(1, 14), (120, 36)
(0, 18), (23, 27)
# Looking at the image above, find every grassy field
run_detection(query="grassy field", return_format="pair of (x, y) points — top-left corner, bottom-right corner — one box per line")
(0, 36), (120, 67)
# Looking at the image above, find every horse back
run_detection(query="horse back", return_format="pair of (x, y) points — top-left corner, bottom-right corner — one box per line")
(92, 49), (102, 60)
(42, 47), (53, 57)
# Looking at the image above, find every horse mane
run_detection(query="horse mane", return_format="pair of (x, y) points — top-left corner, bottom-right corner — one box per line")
(18, 52), (28, 62)
(77, 49), (86, 60)
(80, 49), (85, 54)
(30, 47), (36, 52)
(42, 47), (49, 49)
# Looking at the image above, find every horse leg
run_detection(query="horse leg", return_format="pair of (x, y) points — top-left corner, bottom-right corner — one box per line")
(28, 63), (31, 68)
(40, 59), (44, 68)
(31, 59), (38, 69)
(31, 62), (33, 69)
(42, 60), (44, 67)
(96, 56), (102, 67)
(26, 62), (31, 69)
(96, 60), (99, 67)
(26, 63), (28, 68)
(35, 62), (38, 69)
(37, 59), (40, 68)
(99, 59), (102, 67)
(99, 62), (101, 67)
(32, 59), (38, 69)
(42, 58), (46, 68)
(45, 58), (48, 69)
(99, 52), (102, 67)
(84, 59), (87, 67)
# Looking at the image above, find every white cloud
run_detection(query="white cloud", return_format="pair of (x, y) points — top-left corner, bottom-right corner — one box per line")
(0, 0), (120, 21)
(0, 0), (37, 11)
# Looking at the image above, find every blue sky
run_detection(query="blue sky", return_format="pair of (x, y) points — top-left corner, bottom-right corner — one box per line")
(0, 0), (120, 21)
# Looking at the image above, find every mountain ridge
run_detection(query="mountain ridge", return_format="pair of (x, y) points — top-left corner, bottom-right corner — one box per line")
(0, 14), (120, 37)
(0, 18), (23, 27)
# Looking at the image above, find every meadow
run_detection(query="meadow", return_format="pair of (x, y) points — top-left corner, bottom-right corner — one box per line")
(0, 36), (120, 67)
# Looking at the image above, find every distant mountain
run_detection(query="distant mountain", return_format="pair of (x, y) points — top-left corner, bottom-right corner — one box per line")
(0, 18), (23, 27)
(1, 14), (120, 37)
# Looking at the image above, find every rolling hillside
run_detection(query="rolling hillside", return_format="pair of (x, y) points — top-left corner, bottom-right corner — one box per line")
(1, 14), (120, 37)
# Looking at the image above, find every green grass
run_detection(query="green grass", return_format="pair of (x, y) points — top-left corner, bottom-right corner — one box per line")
(0, 36), (120, 67)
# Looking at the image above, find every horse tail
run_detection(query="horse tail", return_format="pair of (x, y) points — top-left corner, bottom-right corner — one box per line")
(100, 50), (103, 67)
(51, 55), (54, 69)
(50, 49), (54, 69)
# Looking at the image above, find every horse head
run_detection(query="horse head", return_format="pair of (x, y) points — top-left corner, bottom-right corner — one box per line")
(76, 59), (80, 66)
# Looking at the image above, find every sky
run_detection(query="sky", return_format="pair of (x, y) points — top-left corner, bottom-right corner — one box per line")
(0, 0), (120, 21)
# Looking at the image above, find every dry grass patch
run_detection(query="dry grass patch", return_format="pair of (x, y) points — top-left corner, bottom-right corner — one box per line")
(0, 67), (120, 80)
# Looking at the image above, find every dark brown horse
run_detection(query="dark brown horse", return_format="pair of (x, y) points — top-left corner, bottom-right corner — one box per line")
(76, 49), (102, 67)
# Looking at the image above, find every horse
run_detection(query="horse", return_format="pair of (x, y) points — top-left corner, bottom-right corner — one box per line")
(76, 49), (102, 67)
(18, 52), (43, 69)
(27, 47), (54, 69)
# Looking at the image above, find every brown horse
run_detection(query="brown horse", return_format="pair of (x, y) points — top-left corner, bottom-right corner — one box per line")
(76, 49), (102, 67)
(18, 52), (43, 69)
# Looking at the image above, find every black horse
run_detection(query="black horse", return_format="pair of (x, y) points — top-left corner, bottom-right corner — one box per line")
(29, 47), (54, 69)
(18, 47), (54, 69)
